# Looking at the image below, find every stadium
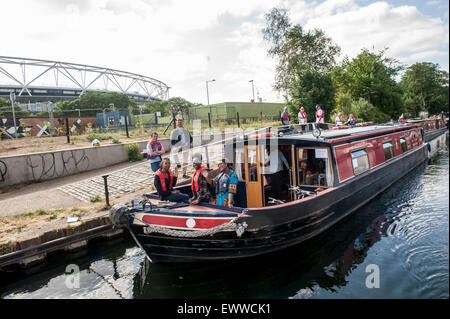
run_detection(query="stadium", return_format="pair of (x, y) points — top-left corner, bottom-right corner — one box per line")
(0, 56), (169, 110)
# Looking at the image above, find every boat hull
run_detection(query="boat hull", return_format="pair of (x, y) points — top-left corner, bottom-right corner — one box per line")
(129, 144), (429, 263)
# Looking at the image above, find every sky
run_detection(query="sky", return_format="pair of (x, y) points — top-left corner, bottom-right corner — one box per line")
(0, 0), (448, 105)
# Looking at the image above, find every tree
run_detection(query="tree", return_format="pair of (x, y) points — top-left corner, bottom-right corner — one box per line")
(55, 92), (138, 116)
(332, 48), (404, 120)
(263, 7), (341, 96)
(400, 62), (449, 116)
(167, 97), (194, 119)
(144, 100), (169, 117)
(289, 70), (335, 122)
(0, 97), (30, 117)
(351, 98), (390, 123)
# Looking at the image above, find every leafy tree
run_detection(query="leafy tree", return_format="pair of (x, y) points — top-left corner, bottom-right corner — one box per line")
(400, 62), (449, 116)
(351, 98), (390, 123)
(332, 48), (404, 120)
(144, 100), (169, 117)
(289, 70), (335, 122)
(167, 97), (194, 119)
(0, 97), (30, 117)
(263, 7), (341, 96)
(333, 91), (353, 118)
(55, 92), (138, 116)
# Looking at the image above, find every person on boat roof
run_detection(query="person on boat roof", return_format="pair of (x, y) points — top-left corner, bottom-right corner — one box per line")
(154, 158), (189, 203)
(281, 106), (291, 126)
(212, 159), (238, 208)
(346, 114), (356, 125)
(335, 112), (343, 126)
(315, 105), (325, 124)
(188, 153), (212, 205)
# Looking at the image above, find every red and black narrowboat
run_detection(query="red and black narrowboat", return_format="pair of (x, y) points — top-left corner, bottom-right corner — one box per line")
(110, 123), (438, 263)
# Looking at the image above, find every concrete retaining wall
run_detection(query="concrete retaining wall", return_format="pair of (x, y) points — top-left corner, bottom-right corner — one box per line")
(0, 139), (171, 187)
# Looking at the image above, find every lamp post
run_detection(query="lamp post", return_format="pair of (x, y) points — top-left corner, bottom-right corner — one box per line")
(9, 92), (17, 139)
(249, 80), (255, 102)
(205, 79), (215, 106)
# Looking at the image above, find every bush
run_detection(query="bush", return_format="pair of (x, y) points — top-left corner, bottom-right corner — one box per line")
(111, 138), (121, 144)
(126, 143), (143, 162)
(86, 133), (113, 142)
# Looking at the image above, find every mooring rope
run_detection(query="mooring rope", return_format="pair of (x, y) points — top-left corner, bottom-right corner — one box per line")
(134, 215), (248, 238)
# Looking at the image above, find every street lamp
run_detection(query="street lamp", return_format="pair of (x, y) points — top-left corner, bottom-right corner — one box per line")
(206, 79), (215, 105)
(9, 92), (17, 139)
(249, 80), (255, 102)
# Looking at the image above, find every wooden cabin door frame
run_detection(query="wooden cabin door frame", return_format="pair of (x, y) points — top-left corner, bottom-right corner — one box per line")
(244, 145), (263, 208)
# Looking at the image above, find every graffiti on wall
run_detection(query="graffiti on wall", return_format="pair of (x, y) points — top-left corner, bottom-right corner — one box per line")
(25, 150), (90, 182)
(0, 160), (7, 183)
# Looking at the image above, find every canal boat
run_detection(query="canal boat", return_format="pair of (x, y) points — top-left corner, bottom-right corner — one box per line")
(110, 123), (439, 263)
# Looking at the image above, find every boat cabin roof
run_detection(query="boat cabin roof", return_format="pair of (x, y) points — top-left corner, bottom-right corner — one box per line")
(240, 124), (420, 147)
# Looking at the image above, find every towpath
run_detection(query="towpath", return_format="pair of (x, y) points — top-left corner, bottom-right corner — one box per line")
(0, 144), (223, 217)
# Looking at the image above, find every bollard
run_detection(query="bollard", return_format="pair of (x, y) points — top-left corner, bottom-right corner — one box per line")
(65, 117), (70, 144)
(102, 175), (110, 207)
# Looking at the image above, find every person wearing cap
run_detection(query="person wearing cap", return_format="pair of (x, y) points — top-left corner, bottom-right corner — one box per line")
(281, 106), (291, 125)
(335, 112), (343, 126)
(211, 159), (238, 208)
(147, 131), (165, 172)
(170, 118), (192, 179)
(189, 153), (212, 205)
(315, 105), (325, 124)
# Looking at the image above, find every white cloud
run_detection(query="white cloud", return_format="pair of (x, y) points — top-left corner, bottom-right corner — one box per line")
(0, 0), (448, 104)
(304, 2), (448, 61)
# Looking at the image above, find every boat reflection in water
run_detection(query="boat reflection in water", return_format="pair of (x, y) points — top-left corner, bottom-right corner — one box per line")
(132, 162), (430, 299)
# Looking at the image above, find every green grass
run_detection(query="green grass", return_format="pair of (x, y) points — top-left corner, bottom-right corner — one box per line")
(90, 195), (101, 203)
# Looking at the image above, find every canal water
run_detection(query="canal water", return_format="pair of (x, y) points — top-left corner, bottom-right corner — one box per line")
(1, 137), (448, 299)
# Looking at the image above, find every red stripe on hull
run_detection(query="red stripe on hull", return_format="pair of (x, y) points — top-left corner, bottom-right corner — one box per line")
(142, 215), (233, 230)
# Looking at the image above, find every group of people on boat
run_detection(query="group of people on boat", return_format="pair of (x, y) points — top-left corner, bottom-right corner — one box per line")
(334, 112), (356, 126)
(153, 154), (238, 208)
(147, 118), (238, 208)
(281, 104), (327, 126)
(281, 105), (357, 127)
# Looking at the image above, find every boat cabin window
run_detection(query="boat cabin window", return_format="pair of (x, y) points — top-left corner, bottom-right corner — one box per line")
(261, 145), (293, 204)
(298, 148), (332, 187)
(351, 149), (370, 175)
(400, 138), (408, 153)
(382, 142), (394, 161)
(247, 148), (258, 182)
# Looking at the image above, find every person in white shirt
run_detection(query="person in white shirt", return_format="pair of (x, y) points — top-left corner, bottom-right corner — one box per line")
(170, 119), (192, 178)
(298, 106), (307, 124)
(335, 112), (343, 126)
(315, 105), (325, 124)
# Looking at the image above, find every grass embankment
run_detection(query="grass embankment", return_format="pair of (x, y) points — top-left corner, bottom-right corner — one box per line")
(0, 204), (111, 256)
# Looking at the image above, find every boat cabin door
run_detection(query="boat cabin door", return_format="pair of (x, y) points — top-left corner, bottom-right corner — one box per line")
(244, 145), (263, 208)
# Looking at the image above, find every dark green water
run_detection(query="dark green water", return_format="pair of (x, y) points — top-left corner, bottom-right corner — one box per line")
(1, 137), (448, 299)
